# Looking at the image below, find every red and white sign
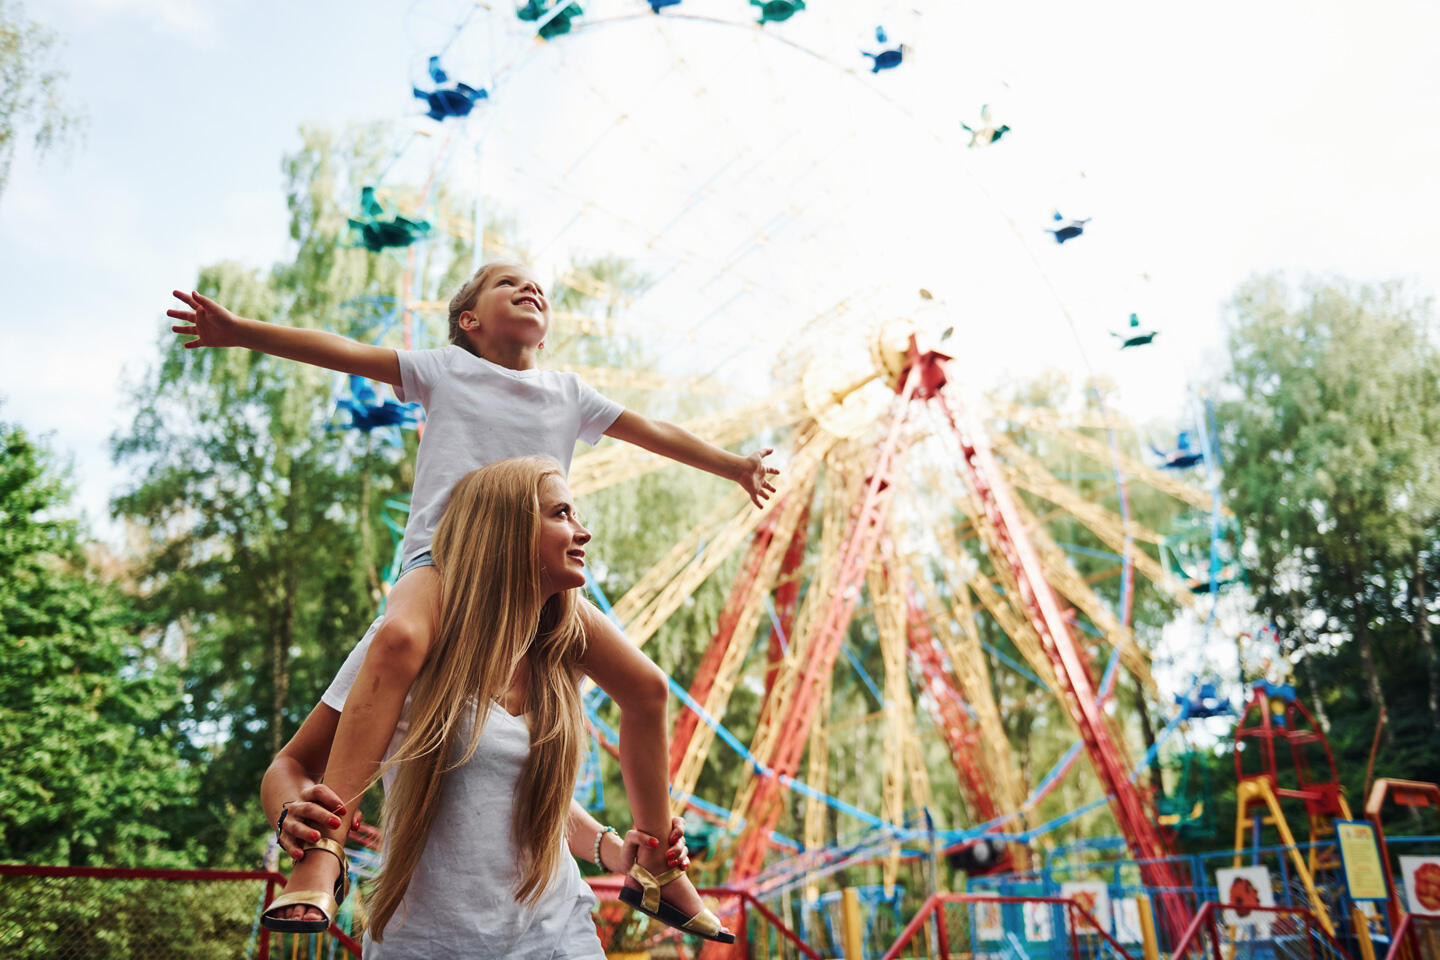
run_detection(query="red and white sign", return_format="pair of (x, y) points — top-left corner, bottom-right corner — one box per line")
(1401, 856), (1440, 916)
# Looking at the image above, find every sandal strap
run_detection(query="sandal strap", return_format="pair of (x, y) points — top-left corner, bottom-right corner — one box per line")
(264, 887), (339, 924)
(679, 905), (725, 938)
(302, 837), (351, 902)
(627, 862), (687, 913)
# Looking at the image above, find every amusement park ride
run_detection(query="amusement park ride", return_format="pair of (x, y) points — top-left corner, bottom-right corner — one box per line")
(287, 4), (1440, 957)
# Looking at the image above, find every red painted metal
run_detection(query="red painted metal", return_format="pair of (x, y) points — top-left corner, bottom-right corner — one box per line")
(1169, 903), (1356, 960)
(1384, 911), (1440, 960)
(903, 595), (999, 825)
(586, 879), (823, 959)
(879, 894), (1141, 960)
(766, 504), (810, 695)
(725, 360), (924, 885)
(1366, 778), (1440, 929)
(1234, 686), (1346, 819)
(926, 349), (1192, 946)
(669, 514), (781, 779)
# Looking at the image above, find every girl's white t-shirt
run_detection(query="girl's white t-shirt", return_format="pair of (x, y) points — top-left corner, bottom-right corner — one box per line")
(322, 618), (603, 960)
(394, 346), (624, 567)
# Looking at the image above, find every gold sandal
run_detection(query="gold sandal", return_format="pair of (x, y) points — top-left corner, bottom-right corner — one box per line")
(618, 861), (736, 944)
(261, 837), (351, 934)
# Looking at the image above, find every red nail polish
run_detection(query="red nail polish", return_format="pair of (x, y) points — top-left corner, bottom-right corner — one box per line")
(330, 818), (341, 828)
(312, 832), (320, 841)
(648, 838), (659, 848)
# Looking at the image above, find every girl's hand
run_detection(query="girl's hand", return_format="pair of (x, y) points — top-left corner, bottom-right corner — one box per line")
(168, 290), (247, 349)
(737, 448), (780, 509)
(619, 817), (691, 872)
(275, 783), (362, 863)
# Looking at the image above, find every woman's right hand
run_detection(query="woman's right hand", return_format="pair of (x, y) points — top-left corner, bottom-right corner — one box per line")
(168, 290), (248, 349)
(621, 816), (690, 873)
(275, 783), (363, 862)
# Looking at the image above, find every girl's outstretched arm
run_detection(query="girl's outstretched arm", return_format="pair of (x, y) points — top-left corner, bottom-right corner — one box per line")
(603, 410), (778, 508)
(168, 290), (402, 386)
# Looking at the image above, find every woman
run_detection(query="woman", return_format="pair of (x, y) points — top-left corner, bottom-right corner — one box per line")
(261, 457), (720, 957)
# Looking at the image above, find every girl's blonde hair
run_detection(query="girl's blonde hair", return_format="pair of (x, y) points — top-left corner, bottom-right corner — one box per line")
(365, 457), (587, 939)
(446, 260), (533, 354)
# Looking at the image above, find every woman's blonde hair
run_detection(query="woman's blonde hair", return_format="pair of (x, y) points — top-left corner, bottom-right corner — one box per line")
(365, 457), (587, 939)
(446, 260), (532, 355)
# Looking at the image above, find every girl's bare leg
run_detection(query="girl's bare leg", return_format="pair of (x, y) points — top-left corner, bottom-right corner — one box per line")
(271, 566), (442, 924)
(577, 601), (722, 928)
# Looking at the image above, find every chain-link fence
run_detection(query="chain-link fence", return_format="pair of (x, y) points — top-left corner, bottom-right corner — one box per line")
(1171, 902), (1354, 960)
(0, 865), (359, 960)
(880, 894), (1141, 960)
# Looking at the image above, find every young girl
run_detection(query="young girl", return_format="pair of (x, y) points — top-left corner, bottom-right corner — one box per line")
(263, 458), (725, 956)
(169, 261), (774, 938)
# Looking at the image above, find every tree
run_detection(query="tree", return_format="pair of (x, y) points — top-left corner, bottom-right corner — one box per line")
(0, 416), (193, 867)
(111, 125), (424, 863)
(1215, 273), (1440, 762)
(0, 0), (84, 198)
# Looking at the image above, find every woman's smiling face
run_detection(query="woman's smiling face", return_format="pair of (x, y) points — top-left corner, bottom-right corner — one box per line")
(536, 475), (590, 595)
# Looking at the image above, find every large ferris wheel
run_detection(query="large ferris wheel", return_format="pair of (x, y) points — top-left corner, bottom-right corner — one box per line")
(334, 0), (1237, 947)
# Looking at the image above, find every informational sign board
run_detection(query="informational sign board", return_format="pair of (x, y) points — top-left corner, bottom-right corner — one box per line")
(1215, 866), (1275, 936)
(1023, 901), (1054, 942)
(1112, 897), (1143, 943)
(975, 897), (1005, 941)
(1060, 881), (1111, 934)
(1335, 820), (1389, 901)
(1400, 856), (1440, 916)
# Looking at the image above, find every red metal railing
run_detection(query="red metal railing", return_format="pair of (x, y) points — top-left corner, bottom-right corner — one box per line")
(0, 863), (819, 959)
(587, 875), (822, 959)
(1171, 902), (1354, 960)
(880, 893), (1139, 960)
(0, 862), (362, 959)
(1385, 913), (1440, 960)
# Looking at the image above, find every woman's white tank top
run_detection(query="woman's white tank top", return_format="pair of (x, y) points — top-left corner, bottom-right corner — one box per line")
(323, 621), (602, 959)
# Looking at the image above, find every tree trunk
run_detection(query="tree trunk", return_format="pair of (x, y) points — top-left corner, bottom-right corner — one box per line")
(1132, 676), (1164, 800)
(1287, 596), (1331, 732)
(1351, 585), (1391, 745)
(1415, 552), (1439, 720)
(359, 434), (381, 603)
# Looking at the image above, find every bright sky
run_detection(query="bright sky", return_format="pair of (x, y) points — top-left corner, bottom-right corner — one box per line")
(4, 0), (1439, 556)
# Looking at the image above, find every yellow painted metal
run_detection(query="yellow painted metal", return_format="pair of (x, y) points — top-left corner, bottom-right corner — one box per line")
(608, 491), (751, 628)
(989, 404), (1225, 516)
(932, 509), (1061, 696)
(909, 570), (1027, 828)
(1352, 904), (1377, 960)
(840, 887), (864, 960)
(802, 467), (859, 902)
(802, 670), (833, 905)
(1232, 779), (1336, 935)
(988, 432), (1198, 605)
(670, 482), (816, 803)
(1009, 493), (1158, 698)
(868, 557), (931, 895)
(569, 388), (804, 497)
(621, 429), (831, 648)
(1136, 895), (1160, 960)
(730, 443), (860, 834)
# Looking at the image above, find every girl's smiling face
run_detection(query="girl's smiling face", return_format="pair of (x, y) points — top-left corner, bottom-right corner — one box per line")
(536, 475), (590, 596)
(460, 265), (551, 354)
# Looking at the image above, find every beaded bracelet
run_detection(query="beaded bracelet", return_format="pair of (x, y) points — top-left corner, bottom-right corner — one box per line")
(593, 825), (618, 870)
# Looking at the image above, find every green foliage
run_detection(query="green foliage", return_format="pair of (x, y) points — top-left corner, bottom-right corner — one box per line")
(0, 0), (84, 197)
(1214, 273), (1440, 805)
(110, 126), (427, 865)
(0, 418), (193, 867)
